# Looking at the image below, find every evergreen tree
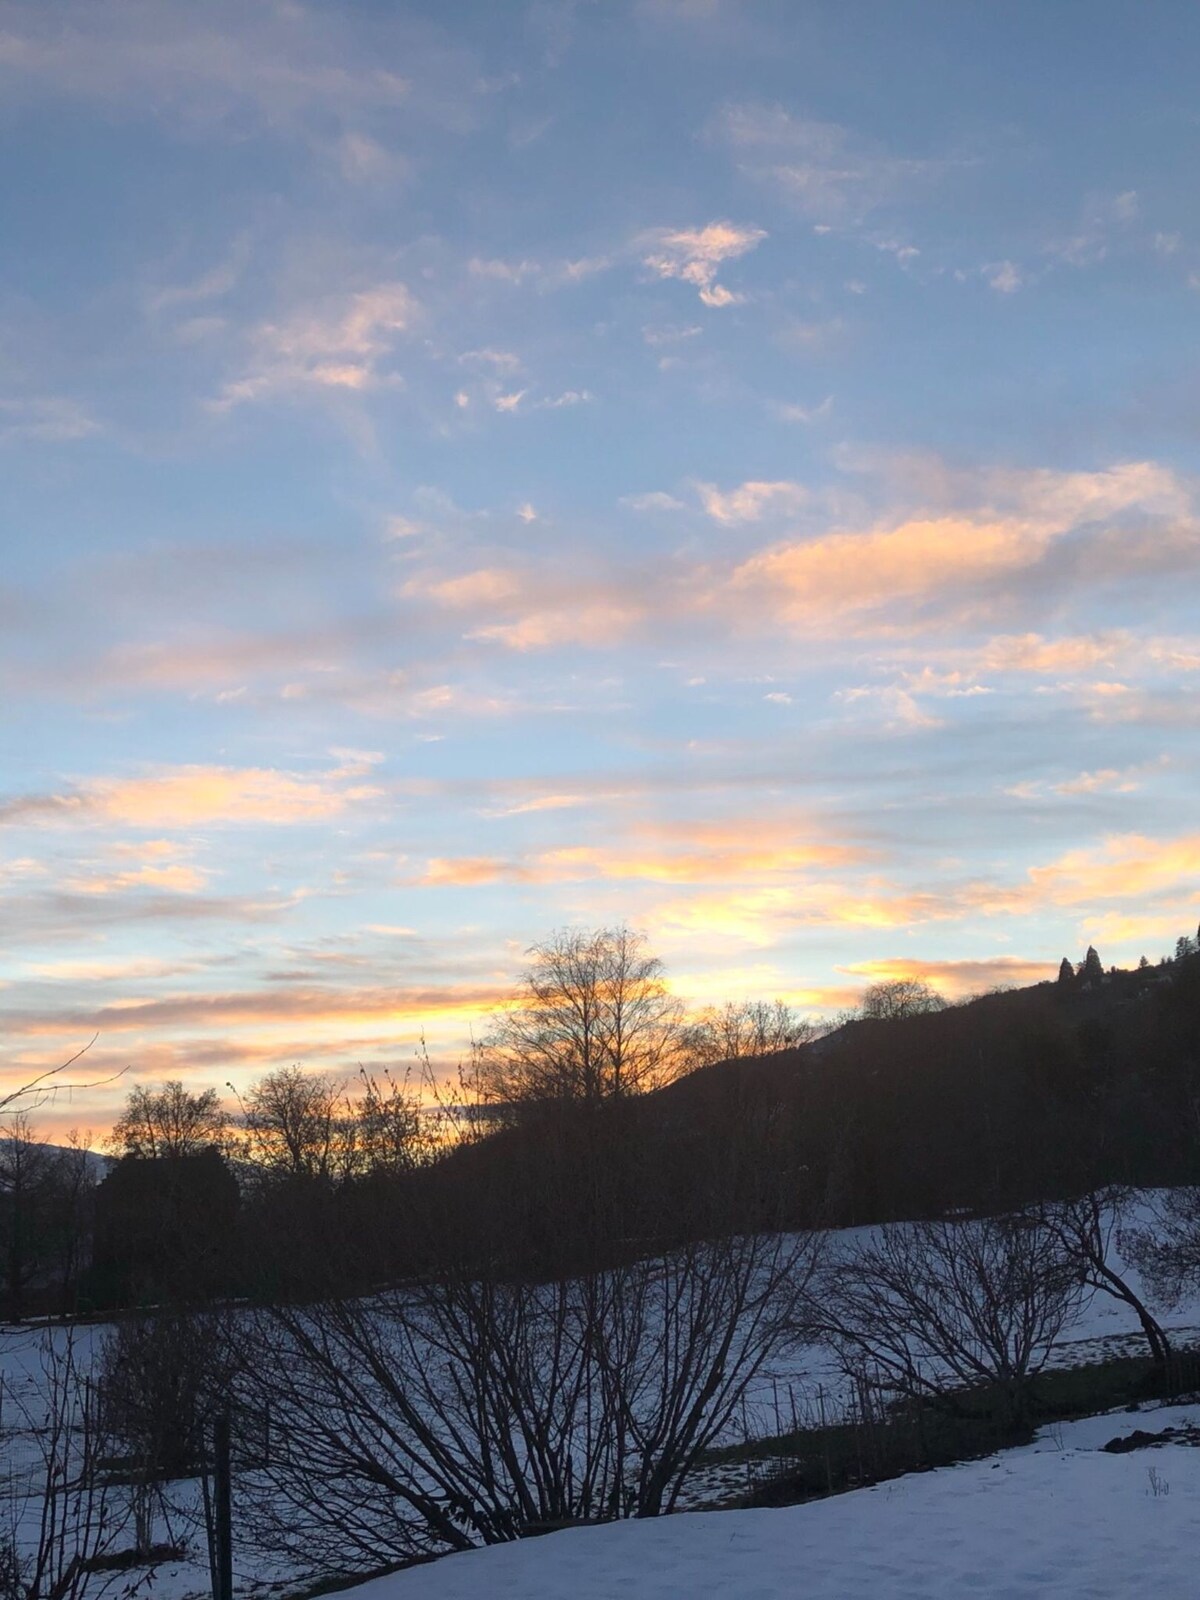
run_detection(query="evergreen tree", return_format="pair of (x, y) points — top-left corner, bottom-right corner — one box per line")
(1057, 957), (1075, 985)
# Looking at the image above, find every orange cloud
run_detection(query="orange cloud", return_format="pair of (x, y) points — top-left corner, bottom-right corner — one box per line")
(470, 601), (643, 652)
(842, 955), (1054, 1000)
(3, 763), (383, 830)
(1024, 831), (1200, 906)
(4, 983), (508, 1039)
(980, 632), (1130, 674)
(417, 817), (860, 891)
(729, 515), (1049, 625)
(63, 863), (208, 894)
(421, 856), (520, 886)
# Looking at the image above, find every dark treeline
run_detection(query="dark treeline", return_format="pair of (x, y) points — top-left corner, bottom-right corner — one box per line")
(5, 928), (1200, 1317)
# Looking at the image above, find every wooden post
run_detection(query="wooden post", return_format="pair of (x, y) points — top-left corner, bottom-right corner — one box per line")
(214, 1409), (233, 1600)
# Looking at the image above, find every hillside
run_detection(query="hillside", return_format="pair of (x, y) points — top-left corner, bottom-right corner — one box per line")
(646, 948), (1200, 1227)
(404, 950), (1200, 1289)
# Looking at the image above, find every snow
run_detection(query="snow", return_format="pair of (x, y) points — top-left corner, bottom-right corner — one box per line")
(352, 1406), (1200, 1600)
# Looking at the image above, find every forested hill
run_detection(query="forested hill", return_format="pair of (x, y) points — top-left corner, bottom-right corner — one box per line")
(650, 948), (1200, 1227)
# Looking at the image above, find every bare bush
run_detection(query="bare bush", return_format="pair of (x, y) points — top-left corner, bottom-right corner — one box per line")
(0, 1332), (136, 1599)
(98, 1311), (231, 1482)
(817, 1211), (1085, 1426)
(234, 1228), (820, 1580)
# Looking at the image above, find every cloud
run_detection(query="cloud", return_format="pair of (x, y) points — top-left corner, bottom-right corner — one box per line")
(418, 816), (860, 891)
(215, 281), (418, 408)
(533, 389), (593, 409)
(984, 260), (1024, 294)
(332, 130), (409, 186)
(2, 981), (507, 1039)
(620, 491), (686, 512)
(979, 632), (1131, 674)
(717, 461), (1194, 634)
(835, 683), (944, 732)
(418, 567), (524, 609)
(421, 856), (521, 886)
(842, 955), (1054, 1000)
(0, 763), (383, 831)
(468, 257), (541, 285)
(641, 324), (702, 347)
(466, 254), (610, 292)
(697, 479), (809, 525)
(0, 396), (100, 442)
(471, 601), (643, 652)
(640, 221), (767, 306)
(386, 456), (1195, 672)
(1046, 190), (1141, 269)
(458, 347), (523, 373)
(62, 856), (209, 895)
(728, 514), (1044, 626)
(1024, 831), (1200, 910)
(715, 104), (944, 227)
(1005, 756), (1171, 802)
(0, 1), (438, 142)
(775, 396), (833, 425)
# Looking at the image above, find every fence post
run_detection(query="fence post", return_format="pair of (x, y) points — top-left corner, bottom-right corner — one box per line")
(214, 1409), (233, 1600)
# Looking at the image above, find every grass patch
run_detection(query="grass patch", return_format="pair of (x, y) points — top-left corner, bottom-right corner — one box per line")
(706, 1349), (1200, 1510)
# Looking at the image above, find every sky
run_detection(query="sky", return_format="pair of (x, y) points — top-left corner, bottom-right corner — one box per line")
(3, 0), (1200, 1138)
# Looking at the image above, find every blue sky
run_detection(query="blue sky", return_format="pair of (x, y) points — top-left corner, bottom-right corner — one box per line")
(3, 0), (1199, 1134)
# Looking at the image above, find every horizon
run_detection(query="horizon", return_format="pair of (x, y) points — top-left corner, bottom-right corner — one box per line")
(3, 0), (1200, 1140)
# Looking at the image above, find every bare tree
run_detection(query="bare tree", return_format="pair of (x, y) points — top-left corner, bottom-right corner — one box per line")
(680, 999), (817, 1069)
(1122, 1187), (1200, 1314)
(1038, 1188), (1171, 1371)
(859, 978), (945, 1020)
(476, 927), (682, 1113)
(107, 1080), (228, 1160)
(238, 1066), (354, 1185)
(817, 1211), (1085, 1427)
(353, 1070), (430, 1177)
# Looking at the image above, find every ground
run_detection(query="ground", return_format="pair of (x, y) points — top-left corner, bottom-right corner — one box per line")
(354, 1405), (1200, 1600)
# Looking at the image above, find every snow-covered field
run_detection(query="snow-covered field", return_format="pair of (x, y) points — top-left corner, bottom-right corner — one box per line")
(1, 1192), (1196, 1600)
(354, 1405), (1200, 1600)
